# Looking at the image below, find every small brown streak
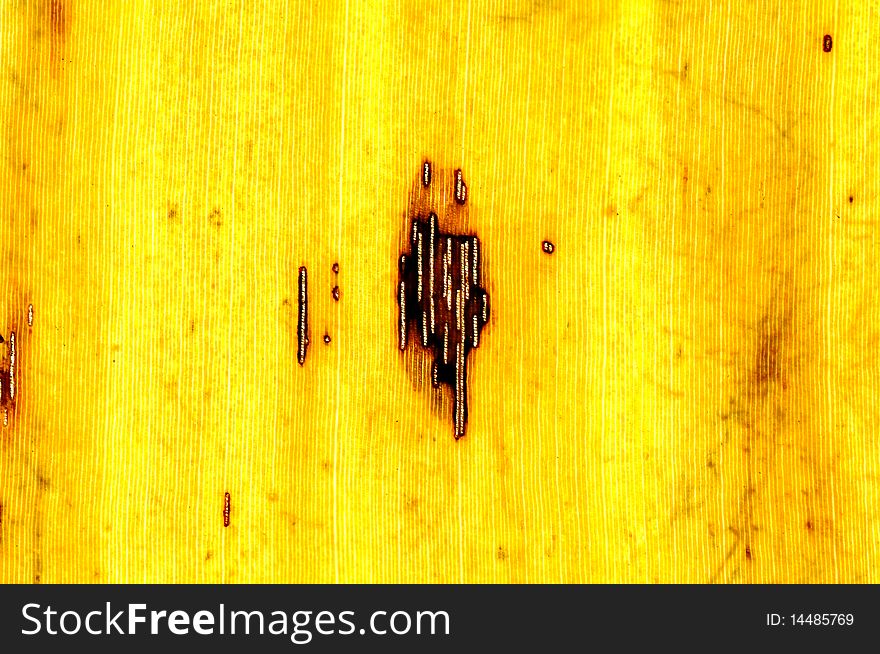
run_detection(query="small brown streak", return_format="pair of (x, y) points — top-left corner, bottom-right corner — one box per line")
(223, 492), (231, 527)
(297, 267), (308, 366)
(454, 169), (468, 204)
(9, 332), (16, 402)
(1, 332), (17, 426)
(331, 286), (340, 302)
(422, 161), (432, 188)
(27, 305), (34, 328)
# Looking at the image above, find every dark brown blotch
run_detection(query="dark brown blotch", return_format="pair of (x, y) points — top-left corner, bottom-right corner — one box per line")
(398, 169), (489, 439)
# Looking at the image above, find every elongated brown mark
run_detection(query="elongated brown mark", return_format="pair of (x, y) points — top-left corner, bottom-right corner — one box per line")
(422, 161), (432, 188)
(454, 169), (468, 204)
(223, 492), (231, 527)
(398, 163), (489, 439)
(0, 332), (17, 428)
(297, 267), (308, 366)
(331, 286), (340, 302)
(47, 0), (68, 77)
(823, 34), (833, 52)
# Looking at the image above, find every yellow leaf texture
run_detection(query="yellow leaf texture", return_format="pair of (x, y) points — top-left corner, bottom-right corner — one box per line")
(0, 0), (877, 583)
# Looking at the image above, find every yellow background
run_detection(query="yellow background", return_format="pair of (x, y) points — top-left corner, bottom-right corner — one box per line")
(1, 0), (878, 583)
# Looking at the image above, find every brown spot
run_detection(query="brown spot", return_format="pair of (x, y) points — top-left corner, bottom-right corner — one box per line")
(497, 546), (508, 561)
(403, 494), (419, 512)
(208, 208), (222, 227)
(848, 195), (854, 203)
(167, 204), (179, 221)
(323, 333), (331, 344)
(331, 286), (340, 302)
(223, 492), (231, 527)
(331, 262), (339, 274)
(541, 240), (555, 254)
(205, 550), (214, 561)
(745, 546), (752, 559)
(823, 34), (833, 53)
(806, 520), (814, 530)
